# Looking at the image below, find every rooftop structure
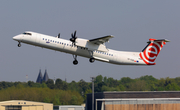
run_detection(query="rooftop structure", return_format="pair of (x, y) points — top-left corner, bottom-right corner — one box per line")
(36, 69), (43, 83)
(36, 69), (49, 83)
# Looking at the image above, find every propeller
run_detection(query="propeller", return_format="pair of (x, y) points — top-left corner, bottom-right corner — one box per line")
(58, 33), (60, 38)
(70, 30), (77, 45)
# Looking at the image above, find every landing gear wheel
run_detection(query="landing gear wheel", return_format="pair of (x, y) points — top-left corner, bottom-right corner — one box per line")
(73, 60), (78, 65)
(89, 58), (95, 63)
(72, 55), (78, 65)
(18, 42), (21, 47)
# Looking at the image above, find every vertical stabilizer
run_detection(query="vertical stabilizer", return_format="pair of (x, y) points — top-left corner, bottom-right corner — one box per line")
(139, 38), (170, 65)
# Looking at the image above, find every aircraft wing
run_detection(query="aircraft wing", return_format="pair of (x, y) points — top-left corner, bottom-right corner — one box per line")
(89, 35), (114, 45)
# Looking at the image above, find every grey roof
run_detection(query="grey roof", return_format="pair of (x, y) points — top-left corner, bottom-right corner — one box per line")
(43, 69), (49, 82)
(36, 69), (43, 83)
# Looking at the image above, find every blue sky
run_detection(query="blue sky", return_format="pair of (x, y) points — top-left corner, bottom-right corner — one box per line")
(0, 1), (179, 82)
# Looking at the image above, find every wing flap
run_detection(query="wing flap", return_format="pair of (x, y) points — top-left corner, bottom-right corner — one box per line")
(94, 56), (109, 62)
(89, 35), (114, 45)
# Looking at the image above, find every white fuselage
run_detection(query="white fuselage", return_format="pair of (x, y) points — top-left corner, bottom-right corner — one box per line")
(13, 32), (146, 65)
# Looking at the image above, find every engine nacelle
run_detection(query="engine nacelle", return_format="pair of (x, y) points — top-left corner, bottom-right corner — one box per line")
(75, 38), (108, 52)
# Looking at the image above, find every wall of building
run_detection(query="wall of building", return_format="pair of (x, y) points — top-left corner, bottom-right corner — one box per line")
(105, 104), (180, 110)
(0, 100), (53, 110)
(86, 91), (180, 110)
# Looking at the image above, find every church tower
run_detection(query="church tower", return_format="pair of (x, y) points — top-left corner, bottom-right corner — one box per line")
(36, 69), (43, 83)
(43, 69), (49, 82)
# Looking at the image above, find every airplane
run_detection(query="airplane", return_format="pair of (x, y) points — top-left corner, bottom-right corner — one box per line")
(13, 31), (170, 65)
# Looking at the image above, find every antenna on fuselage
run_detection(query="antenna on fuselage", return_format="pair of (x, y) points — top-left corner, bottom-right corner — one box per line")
(56, 33), (60, 38)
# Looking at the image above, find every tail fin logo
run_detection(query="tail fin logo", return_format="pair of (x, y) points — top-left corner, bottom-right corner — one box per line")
(139, 39), (166, 65)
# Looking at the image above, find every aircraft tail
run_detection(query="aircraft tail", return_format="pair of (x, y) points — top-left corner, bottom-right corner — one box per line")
(139, 38), (170, 65)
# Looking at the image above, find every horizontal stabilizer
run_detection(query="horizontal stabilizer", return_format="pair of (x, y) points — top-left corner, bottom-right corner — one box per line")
(147, 39), (170, 43)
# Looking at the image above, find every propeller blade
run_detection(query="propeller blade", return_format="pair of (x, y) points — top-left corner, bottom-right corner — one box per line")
(74, 31), (76, 38)
(71, 33), (74, 38)
(70, 30), (77, 46)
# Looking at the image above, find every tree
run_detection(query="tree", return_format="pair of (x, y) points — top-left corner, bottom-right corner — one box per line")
(55, 78), (63, 89)
(68, 81), (79, 91)
(95, 75), (103, 83)
(46, 79), (55, 89)
(165, 83), (180, 91)
(63, 82), (68, 90)
(78, 79), (90, 93)
(129, 80), (147, 91)
(41, 83), (48, 88)
(28, 81), (35, 87)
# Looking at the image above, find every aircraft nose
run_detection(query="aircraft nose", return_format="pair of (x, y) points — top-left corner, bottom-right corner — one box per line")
(13, 35), (21, 41)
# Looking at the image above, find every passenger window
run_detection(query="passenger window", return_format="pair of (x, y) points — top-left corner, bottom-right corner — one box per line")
(57, 42), (59, 43)
(43, 38), (44, 40)
(45, 39), (47, 41)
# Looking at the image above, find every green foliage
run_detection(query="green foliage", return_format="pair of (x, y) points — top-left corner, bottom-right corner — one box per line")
(0, 87), (83, 105)
(55, 79), (63, 89)
(46, 79), (55, 89)
(165, 83), (180, 91)
(84, 89), (92, 102)
(101, 85), (120, 91)
(0, 75), (180, 104)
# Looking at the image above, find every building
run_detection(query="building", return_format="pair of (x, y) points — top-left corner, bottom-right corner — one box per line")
(86, 91), (180, 110)
(54, 105), (84, 110)
(36, 69), (49, 83)
(0, 100), (53, 110)
(96, 98), (180, 110)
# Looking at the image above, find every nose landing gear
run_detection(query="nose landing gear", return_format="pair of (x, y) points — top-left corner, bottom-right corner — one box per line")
(18, 42), (21, 47)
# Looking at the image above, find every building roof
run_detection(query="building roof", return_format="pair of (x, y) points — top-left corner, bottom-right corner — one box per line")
(36, 69), (43, 83)
(43, 69), (49, 82)
(0, 100), (53, 105)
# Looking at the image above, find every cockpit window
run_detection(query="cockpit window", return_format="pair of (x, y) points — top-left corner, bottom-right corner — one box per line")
(23, 32), (32, 35)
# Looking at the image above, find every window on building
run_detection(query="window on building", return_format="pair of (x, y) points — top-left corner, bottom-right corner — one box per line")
(5, 106), (22, 110)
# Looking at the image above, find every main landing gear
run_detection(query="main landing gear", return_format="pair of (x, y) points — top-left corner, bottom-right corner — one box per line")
(18, 42), (21, 47)
(89, 50), (95, 63)
(89, 57), (95, 63)
(72, 55), (95, 65)
(73, 55), (78, 65)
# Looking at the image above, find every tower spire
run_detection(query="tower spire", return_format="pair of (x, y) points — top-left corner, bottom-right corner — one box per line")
(36, 69), (43, 83)
(43, 69), (49, 82)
